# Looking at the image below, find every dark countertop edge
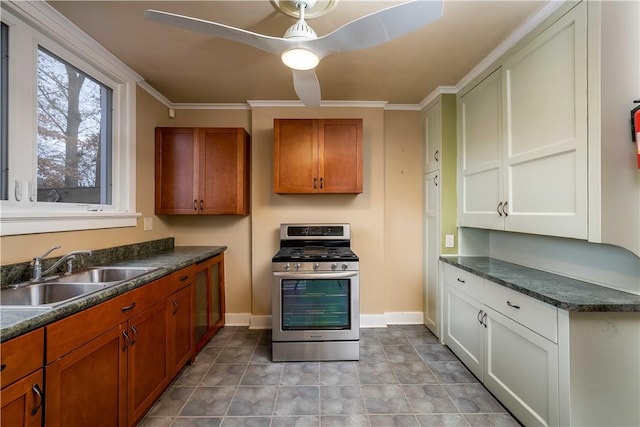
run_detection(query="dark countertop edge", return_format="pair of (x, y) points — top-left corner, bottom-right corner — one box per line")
(440, 256), (640, 312)
(0, 246), (226, 343)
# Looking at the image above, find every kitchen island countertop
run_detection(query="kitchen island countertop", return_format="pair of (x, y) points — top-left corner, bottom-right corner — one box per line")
(0, 246), (226, 342)
(440, 256), (640, 312)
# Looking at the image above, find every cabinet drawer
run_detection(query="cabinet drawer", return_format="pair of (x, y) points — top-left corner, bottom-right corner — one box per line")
(47, 277), (169, 362)
(442, 262), (483, 301)
(484, 280), (557, 342)
(167, 265), (195, 295)
(1, 328), (44, 389)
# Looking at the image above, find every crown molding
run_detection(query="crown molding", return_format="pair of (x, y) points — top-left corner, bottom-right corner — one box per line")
(174, 103), (251, 110)
(137, 81), (172, 108)
(247, 100), (389, 108)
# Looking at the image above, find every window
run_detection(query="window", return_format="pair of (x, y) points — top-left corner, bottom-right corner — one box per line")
(0, 3), (139, 236)
(37, 48), (112, 205)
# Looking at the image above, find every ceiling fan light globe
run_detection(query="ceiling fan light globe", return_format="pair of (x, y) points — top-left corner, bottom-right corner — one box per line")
(281, 48), (319, 70)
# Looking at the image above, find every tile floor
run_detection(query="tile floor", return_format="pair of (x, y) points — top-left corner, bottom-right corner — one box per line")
(139, 325), (520, 427)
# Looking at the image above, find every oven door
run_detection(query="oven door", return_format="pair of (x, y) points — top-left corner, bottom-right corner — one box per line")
(272, 271), (360, 342)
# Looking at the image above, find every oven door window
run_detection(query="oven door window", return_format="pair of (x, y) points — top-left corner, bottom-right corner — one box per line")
(281, 279), (350, 330)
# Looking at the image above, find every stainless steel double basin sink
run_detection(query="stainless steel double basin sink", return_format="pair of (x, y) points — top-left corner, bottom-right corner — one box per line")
(0, 267), (157, 308)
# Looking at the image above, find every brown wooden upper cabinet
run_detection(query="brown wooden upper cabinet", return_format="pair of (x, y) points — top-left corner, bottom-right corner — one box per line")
(155, 127), (250, 215)
(274, 119), (363, 194)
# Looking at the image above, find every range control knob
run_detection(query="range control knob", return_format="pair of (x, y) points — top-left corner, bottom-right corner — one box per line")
(331, 263), (338, 270)
(341, 263), (349, 270)
(283, 263), (290, 271)
(313, 263), (319, 271)
(294, 263), (301, 271)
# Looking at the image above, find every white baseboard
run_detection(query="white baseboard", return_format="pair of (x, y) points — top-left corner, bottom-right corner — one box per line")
(228, 312), (425, 330)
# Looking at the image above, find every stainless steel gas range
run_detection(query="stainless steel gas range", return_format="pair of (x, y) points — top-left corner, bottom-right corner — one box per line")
(272, 223), (360, 362)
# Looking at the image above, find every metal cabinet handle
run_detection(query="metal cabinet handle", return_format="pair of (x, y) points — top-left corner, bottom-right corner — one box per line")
(200, 200), (204, 211)
(172, 300), (179, 315)
(434, 175), (438, 187)
(122, 330), (130, 351)
(0, 364), (6, 372)
(193, 199), (197, 211)
(456, 278), (465, 284)
(497, 201), (503, 217)
(477, 309), (484, 325)
(31, 384), (43, 416)
(313, 178), (317, 189)
(434, 150), (439, 162)
(121, 302), (136, 312)
(131, 326), (138, 345)
(179, 275), (189, 282)
(320, 177), (324, 189)
(482, 312), (488, 328)
(507, 301), (521, 309)
(503, 201), (509, 217)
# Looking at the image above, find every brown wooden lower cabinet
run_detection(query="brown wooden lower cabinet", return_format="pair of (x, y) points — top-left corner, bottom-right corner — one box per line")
(168, 283), (195, 377)
(45, 325), (127, 427)
(194, 253), (225, 353)
(1, 370), (44, 427)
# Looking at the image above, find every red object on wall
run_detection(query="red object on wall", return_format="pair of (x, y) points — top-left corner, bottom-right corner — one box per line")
(635, 108), (640, 168)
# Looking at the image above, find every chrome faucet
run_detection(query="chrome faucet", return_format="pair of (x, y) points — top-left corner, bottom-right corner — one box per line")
(31, 246), (93, 281)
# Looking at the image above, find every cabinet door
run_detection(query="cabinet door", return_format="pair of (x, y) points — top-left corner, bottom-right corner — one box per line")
(168, 284), (195, 377)
(502, 4), (587, 238)
(484, 307), (559, 427)
(155, 128), (198, 214)
(424, 101), (442, 173)
(458, 68), (504, 230)
(443, 285), (484, 380)
(194, 253), (225, 353)
(424, 171), (439, 335)
(274, 119), (318, 193)
(318, 119), (363, 193)
(1, 370), (43, 427)
(199, 128), (250, 214)
(127, 301), (169, 425)
(45, 325), (127, 427)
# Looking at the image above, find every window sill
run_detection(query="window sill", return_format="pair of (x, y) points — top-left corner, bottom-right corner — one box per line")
(0, 211), (141, 236)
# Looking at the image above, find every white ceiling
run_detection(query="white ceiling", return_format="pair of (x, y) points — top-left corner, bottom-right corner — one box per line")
(48, 0), (546, 105)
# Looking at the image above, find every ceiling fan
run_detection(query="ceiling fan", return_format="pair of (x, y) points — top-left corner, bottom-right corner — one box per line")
(144, 0), (444, 106)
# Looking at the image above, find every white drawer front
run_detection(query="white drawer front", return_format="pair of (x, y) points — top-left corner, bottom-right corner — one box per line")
(442, 262), (483, 302)
(484, 280), (558, 343)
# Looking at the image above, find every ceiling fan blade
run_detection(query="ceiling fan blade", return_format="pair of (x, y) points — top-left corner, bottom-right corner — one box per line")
(292, 69), (321, 107)
(308, 0), (444, 58)
(144, 9), (292, 56)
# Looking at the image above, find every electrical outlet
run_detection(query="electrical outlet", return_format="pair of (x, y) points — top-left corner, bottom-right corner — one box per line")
(445, 234), (455, 248)
(143, 217), (153, 231)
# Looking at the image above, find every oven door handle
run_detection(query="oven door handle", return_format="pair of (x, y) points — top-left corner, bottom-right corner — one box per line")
(273, 271), (358, 279)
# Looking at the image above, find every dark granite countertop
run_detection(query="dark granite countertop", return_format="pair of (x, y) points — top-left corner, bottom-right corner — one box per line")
(0, 246), (226, 342)
(440, 256), (640, 312)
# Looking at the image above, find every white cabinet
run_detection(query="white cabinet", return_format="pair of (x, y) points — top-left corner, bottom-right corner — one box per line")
(458, 3), (588, 239)
(424, 171), (439, 334)
(441, 263), (484, 378)
(424, 100), (442, 173)
(442, 262), (560, 426)
(484, 306), (559, 427)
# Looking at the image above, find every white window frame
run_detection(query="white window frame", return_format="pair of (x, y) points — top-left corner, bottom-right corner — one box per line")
(0, 1), (141, 236)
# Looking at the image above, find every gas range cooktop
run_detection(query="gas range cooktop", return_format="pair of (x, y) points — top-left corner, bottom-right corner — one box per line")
(272, 246), (358, 262)
(272, 223), (359, 263)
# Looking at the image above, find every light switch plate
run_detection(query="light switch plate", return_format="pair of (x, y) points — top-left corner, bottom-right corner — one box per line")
(445, 234), (455, 248)
(143, 217), (153, 231)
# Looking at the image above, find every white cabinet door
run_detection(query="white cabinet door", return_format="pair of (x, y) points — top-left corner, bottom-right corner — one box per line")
(442, 284), (484, 380)
(424, 101), (442, 173)
(484, 306), (559, 427)
(424, 171), (439, 335)
(458, 68), (504, 230)
(502, 4), (587, 238)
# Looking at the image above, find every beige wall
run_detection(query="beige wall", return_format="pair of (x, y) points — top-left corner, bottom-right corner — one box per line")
(0, 86), (172, 265)
(249, 107), (423, 318)
(162, 108), (253, 316)
(2, 90), (425, 320)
